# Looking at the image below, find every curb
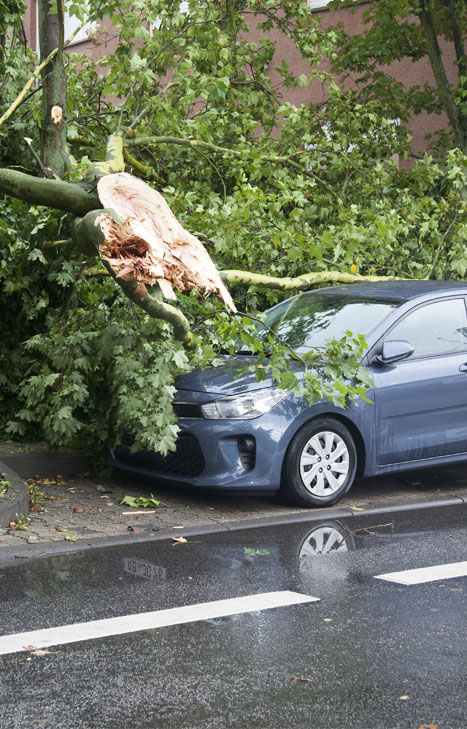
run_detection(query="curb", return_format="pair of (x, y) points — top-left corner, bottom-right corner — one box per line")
(0, 446), (92, 529)
(0, 496), (465, 565)
(0, 447), (93, 480)
(0, 460), (29, 529)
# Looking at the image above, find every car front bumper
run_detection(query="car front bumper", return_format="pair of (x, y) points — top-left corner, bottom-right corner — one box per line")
(107, 402), (305, 492)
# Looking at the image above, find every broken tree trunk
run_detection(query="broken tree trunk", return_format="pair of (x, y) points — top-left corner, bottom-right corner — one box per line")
(72, 209), (195, 346)
(71, 172), (237, 346)
(95, 172), (236, 311)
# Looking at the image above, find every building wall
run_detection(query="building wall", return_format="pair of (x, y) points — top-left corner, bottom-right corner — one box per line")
(247, 2), (456, 156)
(23, 0), (456, 155)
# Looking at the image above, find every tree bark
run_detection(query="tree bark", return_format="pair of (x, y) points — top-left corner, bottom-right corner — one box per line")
(219, 270), (400, 289)
(38, 0), (67, 177)
(96, 172), (236, 311)
(0, 168), (99, 215)
(419, 0), (465, 153)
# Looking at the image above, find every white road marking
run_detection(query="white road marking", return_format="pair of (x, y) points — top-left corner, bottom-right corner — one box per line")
(375, 560), (467, 585)
(0, 591), (318, 656)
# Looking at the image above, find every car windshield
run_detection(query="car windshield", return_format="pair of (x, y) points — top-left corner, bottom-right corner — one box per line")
(259, 292), (400, 353)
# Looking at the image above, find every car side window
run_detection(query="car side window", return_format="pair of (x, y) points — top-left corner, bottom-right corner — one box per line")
(387, 298), (467, 359)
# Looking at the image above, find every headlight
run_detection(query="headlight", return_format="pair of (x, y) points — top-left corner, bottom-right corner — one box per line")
(201, 387), (288, 420)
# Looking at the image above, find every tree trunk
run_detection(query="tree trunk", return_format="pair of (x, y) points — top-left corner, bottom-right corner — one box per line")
(418, 0), (466, 154)
(38, 0), (67, 178)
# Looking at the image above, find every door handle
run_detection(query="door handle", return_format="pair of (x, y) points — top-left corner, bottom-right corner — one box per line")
(459, 363), (467, 373)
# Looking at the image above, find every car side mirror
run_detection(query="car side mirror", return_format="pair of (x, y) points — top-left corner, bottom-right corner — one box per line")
(373, 339), (415, 366)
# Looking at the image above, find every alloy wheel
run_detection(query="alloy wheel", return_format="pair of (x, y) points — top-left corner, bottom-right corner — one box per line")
(299, 430), (350, 497)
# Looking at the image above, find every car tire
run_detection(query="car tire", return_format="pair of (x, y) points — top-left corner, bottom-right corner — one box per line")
(281, 418), (357, 507)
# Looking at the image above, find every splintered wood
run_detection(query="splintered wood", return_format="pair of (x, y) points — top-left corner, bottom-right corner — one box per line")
(96, 172), (236, 311)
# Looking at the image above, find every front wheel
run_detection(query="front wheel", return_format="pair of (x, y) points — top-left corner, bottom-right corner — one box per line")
(281, 418), (357, 507)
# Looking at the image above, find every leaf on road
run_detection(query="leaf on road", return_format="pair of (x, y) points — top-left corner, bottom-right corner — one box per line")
(349, 506), (365, 512)
(172, 537), (188, 545)
(120, 494), (160, 508)
(96, 484), (112, 493)
(24, 645), (53, 656)
(244, 548), (271, 556)
(73, 507), (84, 513)
(418, 725), (439, 729)
(399, 696), (410, 700)
(290, 675), (313, 683)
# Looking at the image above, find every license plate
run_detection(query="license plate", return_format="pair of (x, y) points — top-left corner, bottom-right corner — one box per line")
(120, 557), (167, 581)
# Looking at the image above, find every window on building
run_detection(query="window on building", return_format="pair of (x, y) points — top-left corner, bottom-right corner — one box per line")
(307, 0), (330, 8)
(64, 8), (96, 45)
(307, 0), (360, 10)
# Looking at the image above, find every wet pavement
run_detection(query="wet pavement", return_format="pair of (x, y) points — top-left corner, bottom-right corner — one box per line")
(1, 504), (467, 728)
(1, 441), (467, 555)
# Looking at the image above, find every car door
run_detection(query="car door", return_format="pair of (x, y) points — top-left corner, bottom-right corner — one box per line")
(370, 296), (467, 466)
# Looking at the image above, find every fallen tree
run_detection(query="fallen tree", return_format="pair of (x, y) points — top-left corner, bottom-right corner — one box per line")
(0, 127), (400, 348)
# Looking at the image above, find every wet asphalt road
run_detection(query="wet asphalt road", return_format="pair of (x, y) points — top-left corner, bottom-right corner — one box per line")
(1, 504), (467, 729)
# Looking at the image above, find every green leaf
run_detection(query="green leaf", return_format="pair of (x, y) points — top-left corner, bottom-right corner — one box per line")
(244, 548), (271, 556)
(120, 494), (160, 508)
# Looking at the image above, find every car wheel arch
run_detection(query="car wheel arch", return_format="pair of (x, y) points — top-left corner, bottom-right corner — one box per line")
(281, 412), (366, 481)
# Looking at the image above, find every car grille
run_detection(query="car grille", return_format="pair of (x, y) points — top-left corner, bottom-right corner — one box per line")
(173, 402), (203, 419)
(115, 433), (205, 477)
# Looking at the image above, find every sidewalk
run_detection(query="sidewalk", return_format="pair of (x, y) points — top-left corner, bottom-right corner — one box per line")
(1, 441), (467, 558)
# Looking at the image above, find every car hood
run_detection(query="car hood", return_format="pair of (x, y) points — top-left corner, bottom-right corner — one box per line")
(175, 355), (301, 396)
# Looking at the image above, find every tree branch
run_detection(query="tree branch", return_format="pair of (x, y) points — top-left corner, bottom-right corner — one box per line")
(85, 132), (125, 181)
(0, 168), (99, 214)
(72, 209), (194, 347)
(219, 270), (401, 290)
(127, 135), (340, 201)
(448, 0), (466, 77)
(0, 14), (92, 130)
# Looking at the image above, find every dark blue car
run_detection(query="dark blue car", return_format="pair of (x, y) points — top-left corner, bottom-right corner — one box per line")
(109, 280), (467, 507)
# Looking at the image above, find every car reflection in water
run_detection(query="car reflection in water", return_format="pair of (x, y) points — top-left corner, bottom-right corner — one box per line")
(118, 506), (464, 595)
(298, 524), (350, 558)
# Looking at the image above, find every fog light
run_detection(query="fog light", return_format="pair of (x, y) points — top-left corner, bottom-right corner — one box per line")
(238, 436), (256, 470)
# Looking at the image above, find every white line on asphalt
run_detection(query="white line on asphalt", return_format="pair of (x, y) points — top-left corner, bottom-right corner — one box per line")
(375, 560), (467, 585)
(0, 591), (318, 656)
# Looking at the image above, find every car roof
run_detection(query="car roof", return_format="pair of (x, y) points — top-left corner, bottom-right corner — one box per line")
(313, 280), (467, 302)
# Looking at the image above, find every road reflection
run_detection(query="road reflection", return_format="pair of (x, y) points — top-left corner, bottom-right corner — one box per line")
(1, 504), (466, 608)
